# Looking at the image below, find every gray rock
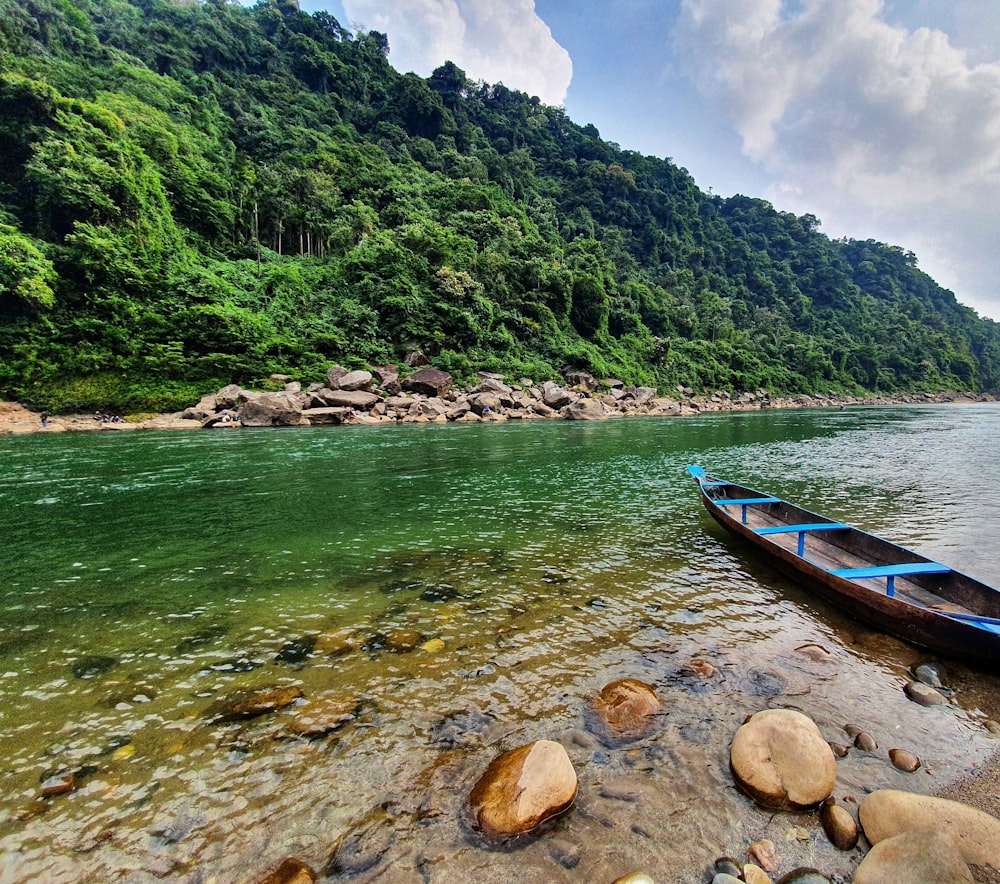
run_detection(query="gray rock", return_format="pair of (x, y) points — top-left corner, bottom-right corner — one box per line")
(541, 382), (574, 409)
(337, 370), (373, 391)
(326, 365), (348, 387)
(316, 389), (379, 409)
(402, 368), (453, 397)
(904, 680), (948, 706)
(237, 392), (304, 427)
(562, 398), (609, 420)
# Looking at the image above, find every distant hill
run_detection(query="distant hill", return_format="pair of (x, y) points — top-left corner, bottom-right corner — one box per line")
(1, 0), (997, 412)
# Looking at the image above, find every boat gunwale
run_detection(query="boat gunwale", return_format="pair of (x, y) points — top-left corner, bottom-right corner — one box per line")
(687, 466), (1000, 669)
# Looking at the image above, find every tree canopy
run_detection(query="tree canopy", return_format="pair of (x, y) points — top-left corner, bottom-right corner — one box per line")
(1, 0), (997, 412)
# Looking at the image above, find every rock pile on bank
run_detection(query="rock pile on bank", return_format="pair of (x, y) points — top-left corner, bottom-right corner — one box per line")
(176, 362), (998, 430)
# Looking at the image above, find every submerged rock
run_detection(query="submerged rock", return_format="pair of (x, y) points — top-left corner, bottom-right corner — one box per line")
(729, 709), (836, 811)
(592, 678), (664, 745)
(205, 686), (303, 722)
(71, 655), (118, 679)
(285, 695), (360, 738)
(469, 740), (578, 837)
(257, 857), (317, 884)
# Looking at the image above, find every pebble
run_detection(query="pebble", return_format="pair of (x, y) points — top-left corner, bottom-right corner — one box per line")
(827, 741), (850, 758)
(421, 638), (445, 653)
(904, 680), (948, 706)
(888, 748), (921, 772)
(853, 731), (878, 752)
(611, 874), (654, 884)
(743, 863), (772, 884)
(713, 857), (743, 877)
(820, 798), (859, 850)
(913, 661), (947, 688)
(748, 837), (777, 871)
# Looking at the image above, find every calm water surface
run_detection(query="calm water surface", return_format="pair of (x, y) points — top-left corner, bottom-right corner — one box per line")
(1, 405), (999, 882)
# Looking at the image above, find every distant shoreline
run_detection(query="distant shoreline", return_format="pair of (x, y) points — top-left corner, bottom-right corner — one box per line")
(2, 389), (997, 436)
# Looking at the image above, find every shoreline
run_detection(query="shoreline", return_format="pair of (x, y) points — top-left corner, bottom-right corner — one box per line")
(2, 387), (996, 436)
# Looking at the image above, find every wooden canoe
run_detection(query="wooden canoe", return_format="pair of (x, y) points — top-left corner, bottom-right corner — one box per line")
(687, 465), (1000, 669)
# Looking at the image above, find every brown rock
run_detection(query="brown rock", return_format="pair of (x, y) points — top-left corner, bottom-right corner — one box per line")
(469, 740), (578, 837)
(852, 829), (973, 883)
(205, 686), (303, 722)
(257, 857), (317, 884)
(748, 837), (778, 871)
(743, 864), (772, 884)
(888, 748), (921, 772)
(859, 789), (1000, 868)
(315, 388), (379, 409)
(904, 680), (948, 706)
(820, 798), (859, 850)
(314, 630), (357, 657)
(854, 731), (878, 752)
(593, 679), (664, 744)
(729, 709), (837, 811)
(385, 629), (421, 653)
(237, 392), (304, 427)
(681, 658), (718, 678)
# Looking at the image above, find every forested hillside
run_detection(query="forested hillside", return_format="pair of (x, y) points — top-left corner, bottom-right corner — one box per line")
(1, 0), (998, 412)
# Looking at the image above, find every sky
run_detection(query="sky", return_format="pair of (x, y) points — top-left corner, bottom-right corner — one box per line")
(292, 0), (1000, 321)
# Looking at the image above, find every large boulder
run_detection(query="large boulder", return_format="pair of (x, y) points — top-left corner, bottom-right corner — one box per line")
(593, 678), (663, 745)
(541, 381), (574, 409)
(215, 383), (245, 409)
(859, 790), (1000, 868)
(469, 740), (578, 837)
(402, 368), (453, 397)
(315, 389), (380, 410)
(326, 365), (349, 387)
(563, 398), (609, 421)
(337, 370), (373, 391)
(371, 364), (400, 394)
(475, 376), (513, 395)
(852, 829), (973, 883)
(237, 392), (304, 427)
(729, 709), (836, 810)
(565, 371), (598, 391)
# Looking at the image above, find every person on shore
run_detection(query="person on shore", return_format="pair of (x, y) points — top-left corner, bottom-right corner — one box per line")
(40, 411), (48, 428)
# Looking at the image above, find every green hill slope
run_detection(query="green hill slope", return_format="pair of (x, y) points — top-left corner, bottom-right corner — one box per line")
(1, 0), (997, 412)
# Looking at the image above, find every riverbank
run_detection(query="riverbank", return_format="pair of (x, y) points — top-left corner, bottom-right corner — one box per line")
(1, 381), (995, 436)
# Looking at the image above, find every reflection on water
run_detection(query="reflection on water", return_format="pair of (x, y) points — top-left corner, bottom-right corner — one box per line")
(1, 406), (999, 882)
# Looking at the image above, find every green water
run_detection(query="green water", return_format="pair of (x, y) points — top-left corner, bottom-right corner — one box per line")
(1, 406), (999, 882)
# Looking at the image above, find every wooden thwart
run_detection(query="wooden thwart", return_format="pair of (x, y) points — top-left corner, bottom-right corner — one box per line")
(831, 562), (951, 597)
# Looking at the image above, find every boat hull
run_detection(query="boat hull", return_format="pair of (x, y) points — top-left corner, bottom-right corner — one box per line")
(690, 468), (1000, 671)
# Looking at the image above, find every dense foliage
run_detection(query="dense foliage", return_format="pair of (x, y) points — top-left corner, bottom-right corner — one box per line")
(1, 0), (998, 412)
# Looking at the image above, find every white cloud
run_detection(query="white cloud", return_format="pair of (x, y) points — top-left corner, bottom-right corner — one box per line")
(341, 0), (573, 106)
(672, 0), (1000, 319)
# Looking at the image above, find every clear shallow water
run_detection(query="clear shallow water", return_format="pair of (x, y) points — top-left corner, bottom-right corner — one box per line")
(1, 405), (999, 882)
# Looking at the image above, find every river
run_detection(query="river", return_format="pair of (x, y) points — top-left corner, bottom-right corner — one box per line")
(1, 404), (998, 882)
